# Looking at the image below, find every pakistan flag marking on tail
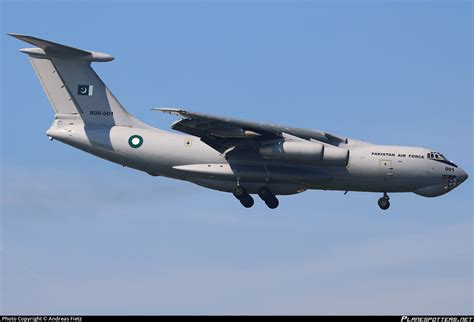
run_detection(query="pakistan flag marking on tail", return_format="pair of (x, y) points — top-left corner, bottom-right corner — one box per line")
(78, 84), (94, 96)
(128, 135), (143, 148)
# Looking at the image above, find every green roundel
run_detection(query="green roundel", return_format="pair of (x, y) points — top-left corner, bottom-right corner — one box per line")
(128, 135), (143, 148)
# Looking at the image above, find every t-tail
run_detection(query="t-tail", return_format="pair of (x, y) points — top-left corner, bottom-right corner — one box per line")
(7, 33), (149, 129)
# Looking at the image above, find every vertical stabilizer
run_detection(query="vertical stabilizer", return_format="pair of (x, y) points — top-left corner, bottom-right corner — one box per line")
(9, 33), (137, 127)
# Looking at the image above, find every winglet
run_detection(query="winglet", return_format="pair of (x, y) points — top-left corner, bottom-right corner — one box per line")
(7, 33), (114, 62)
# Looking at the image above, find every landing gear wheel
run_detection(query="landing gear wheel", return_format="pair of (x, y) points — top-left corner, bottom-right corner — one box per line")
(233, 185), (254, 208)
(265, 197), (279, 209)
(239, 195), (254, 208)
(378, 197), (390, 210)
(233, 186), (246, 199)
(258, 186), (280, 209)
(257, 187), (272, 200)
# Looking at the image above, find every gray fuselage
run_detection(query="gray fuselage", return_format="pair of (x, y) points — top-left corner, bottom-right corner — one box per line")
(46, 121), (468, 198)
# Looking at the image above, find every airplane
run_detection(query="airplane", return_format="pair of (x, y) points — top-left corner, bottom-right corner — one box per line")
(9, 33), (468, 210)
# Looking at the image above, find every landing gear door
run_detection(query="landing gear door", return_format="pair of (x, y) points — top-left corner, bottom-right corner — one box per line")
(379, 160), (394, 178)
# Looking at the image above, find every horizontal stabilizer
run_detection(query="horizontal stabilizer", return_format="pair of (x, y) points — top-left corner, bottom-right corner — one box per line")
(7, 33), (114, 62)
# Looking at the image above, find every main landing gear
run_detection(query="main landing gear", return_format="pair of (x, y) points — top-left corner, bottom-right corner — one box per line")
(378, 193), (390, 210)
(233, 185), (254, 208)
(258, 186), (279, 209)
(233, 185), (279, 209)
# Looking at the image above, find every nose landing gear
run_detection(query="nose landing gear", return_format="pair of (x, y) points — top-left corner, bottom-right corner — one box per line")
(378, 193), (390, 210)
(233, 185), (254, 208)
(258, 186), (279, 209)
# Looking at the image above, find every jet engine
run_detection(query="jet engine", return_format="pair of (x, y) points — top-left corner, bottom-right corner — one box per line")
(259, 141), (348, 165)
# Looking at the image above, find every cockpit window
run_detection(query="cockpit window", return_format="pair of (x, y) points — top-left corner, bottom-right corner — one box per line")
(427, 151), (458, 167)
(427, 152), (448, 161)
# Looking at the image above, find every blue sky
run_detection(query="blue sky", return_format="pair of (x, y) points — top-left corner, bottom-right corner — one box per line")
(1, 0), (472, 315)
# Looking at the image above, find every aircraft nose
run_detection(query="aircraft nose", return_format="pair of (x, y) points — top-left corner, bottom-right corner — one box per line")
(458, 168), (468, 183)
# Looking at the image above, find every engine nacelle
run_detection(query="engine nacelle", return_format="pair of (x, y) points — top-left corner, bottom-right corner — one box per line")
(259, 141), (348, 165)
(260, 141), (323, 162)
(322, 145), (349, 166)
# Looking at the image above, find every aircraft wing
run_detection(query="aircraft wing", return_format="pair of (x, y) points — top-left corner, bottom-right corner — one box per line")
(155, 108), (345, 153)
